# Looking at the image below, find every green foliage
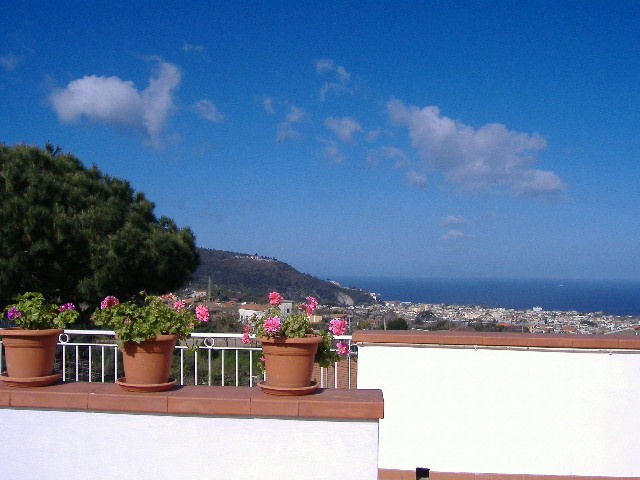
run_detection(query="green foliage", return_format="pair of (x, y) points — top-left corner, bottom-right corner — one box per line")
(4, 291), (78, 329)
(91, 295), (198, 344)
(193, 314), (243, 333)
(0, 144), (198, 306)
(415, 310), (438, 323)
(315, 330), (340, 368)
(426, 319), (453, 330)
(356, 320), (372, 329)
(387, 318), (409, 330)
(469, 321), (505, 332)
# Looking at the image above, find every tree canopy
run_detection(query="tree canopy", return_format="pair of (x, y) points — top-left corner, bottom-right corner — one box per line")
(0, 144), (199, 307)
(386, 318), (409, 330)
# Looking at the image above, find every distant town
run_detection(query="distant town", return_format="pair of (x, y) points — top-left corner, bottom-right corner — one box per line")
(181, 288), (640, 336)
(331, 301), (640, 335)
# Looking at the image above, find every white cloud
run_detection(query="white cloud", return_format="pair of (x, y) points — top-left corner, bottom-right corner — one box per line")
(51, 76), (143, 126)
(316, 58), (352, 101)
(194, 99), (224, 123)
(263, 97), (275, 114)
(182, 42), (205, 53)
(324, 140), (346, 163)
(441, 229), (466, 241)
(286, 106), (305, 123)
(366, 146), (410, 169)
(276, 105), (306, 141)
(366, 128), (381, 143)
(441, 215), (467, 226)
(380, 146), (409, 167)
(407, 170), (427, 187)
(388, 99), (565, 197)
(325, 116), (362, 142)
(366, 150), (380, 167)
(511, 169), (565, 196)
(316, 58), (350, 82)
(141, 63), (181, 142)
(0, 53), (21, 71)
(50, 60), (181, 147)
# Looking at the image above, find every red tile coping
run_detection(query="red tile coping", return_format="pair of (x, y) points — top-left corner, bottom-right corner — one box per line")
(378, 469), (418, 479)
(353, 330), (640, 350)
(0, 382), (383, 419)
(424, 472), (640, 480)
(379, 471), (640, 480)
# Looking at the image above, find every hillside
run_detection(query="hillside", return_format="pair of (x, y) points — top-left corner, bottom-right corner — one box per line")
(189, 248), (377, 306)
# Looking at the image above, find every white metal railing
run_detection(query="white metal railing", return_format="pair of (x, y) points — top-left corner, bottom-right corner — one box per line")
(0, 330), (357, 389)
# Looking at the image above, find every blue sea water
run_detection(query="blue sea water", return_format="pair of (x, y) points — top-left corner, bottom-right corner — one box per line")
(334, 277), (640, 316)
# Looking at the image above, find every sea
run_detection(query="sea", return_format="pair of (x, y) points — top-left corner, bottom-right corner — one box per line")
(334, 277), (640, 316)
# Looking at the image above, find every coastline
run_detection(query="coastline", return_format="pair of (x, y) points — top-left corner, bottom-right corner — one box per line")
(334, 276), (640, 316)
(326, 298), (640, 336)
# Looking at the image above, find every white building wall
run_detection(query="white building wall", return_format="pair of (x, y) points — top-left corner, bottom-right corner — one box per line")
(357, 343), (640, 476)
(238, 308), (262, 323)
(0, 408), (379, 480)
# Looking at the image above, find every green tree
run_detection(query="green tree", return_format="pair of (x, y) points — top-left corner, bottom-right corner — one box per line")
(386, 318), (409, 330)
(0, 144), (198, 306)
(415, 310), (438, 323)
(427, 319), (452, 331)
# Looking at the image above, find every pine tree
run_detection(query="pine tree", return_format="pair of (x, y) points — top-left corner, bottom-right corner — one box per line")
(0, 144), (199, 306)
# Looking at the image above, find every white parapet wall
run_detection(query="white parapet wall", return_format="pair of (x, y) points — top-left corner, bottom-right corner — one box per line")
(0, 385), (383, 480)
(354, 330), (640, 478)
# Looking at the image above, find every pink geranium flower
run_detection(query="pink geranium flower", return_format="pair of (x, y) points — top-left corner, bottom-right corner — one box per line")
(173, 300), (186, 311)
(263, 315), (281, 334)
(329, 318), (347, 335)
(242, 324), (250, 344)
(336, 341), (350, 356)
(59, 303), (76, 312)
(299, 296), (319, 316)
(195, 304), (209, 322)
(268, 291), (283, 306)
(305, 296), (318, 314)
(100, 296), (120, 309)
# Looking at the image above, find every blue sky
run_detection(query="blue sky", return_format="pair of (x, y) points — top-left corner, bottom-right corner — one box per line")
(2, 1), (639, 281)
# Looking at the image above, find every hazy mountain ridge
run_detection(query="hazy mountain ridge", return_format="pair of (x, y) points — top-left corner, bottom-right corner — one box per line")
(191, 248), (378, 306)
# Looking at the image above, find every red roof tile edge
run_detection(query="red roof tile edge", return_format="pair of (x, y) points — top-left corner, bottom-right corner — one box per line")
(378, 468), (417, 480)
(426, 471), (640, 480)
(353, 330), (640, 350)
(0, 382), (383, 420)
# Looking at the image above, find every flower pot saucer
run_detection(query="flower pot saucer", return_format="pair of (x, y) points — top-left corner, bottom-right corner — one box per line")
(258, 380), (318, 396)
(116, 377), (176, 393)
(0, 372), (60, 387)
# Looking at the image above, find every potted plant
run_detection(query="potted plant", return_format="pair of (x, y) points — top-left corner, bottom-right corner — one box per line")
(242, 291), (350, 395)
(91, 293), (209, 392)
(1, 292), (79, 387)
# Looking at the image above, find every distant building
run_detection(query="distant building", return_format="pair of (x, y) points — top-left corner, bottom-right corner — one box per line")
(279, 300), (294, 318)
(238, 304), (270, 324)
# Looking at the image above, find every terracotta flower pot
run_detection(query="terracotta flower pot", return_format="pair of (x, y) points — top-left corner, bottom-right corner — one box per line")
(259, 335), (322, 395)
(117, 334), (177, 392)
(0, 328), (63, 387)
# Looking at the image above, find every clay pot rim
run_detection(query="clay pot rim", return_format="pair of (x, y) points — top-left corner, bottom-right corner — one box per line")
(117, 333), (179, 344)
(0, 327), (63, 337)
(259, 335), (322, 345)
